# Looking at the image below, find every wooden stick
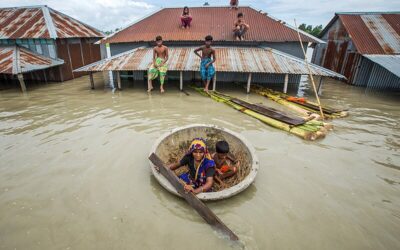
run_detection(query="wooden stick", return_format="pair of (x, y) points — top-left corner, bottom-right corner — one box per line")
(294, 19), (325, 120)
(149, 153), (239, 241)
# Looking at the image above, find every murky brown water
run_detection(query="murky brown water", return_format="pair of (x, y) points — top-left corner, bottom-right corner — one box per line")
(0, 74), (399, 250)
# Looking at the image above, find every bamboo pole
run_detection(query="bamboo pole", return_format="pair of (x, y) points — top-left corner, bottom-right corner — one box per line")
(212, 72), (217, 91)
(294, 19), (325, 120)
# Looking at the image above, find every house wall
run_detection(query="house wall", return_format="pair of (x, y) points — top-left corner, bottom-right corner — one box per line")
(312, 18), (360, 83)
(55, 38), (102, 81)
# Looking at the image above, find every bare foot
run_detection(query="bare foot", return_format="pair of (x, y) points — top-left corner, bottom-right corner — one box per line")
(236, 36), (240, 41)
(147, 87), (153, 92)
(160, 87), (165, 93)
(204, 88), (209, 93)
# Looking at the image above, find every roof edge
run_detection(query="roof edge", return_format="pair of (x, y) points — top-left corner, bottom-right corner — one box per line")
(336, 11), (400, 15)
(48, 7), (105, 38)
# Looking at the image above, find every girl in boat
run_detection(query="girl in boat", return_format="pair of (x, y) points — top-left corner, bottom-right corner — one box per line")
(168, 138), (215, 194)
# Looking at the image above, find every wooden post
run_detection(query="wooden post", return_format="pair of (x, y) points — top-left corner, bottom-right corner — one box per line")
(180, 71), (183, 90)
(106, 43), (114, 89)
(212, 72), (217, 91)
(43, 70), (47, 84)
(89, 72), (95, 89)
(283, 73), (289, 93)
(317, 76), (323, 96)
(17, 74), (27, 92)
(117, 71), (122, 90)
(149, 153), (239, 241)
(247, 73), (252, 93)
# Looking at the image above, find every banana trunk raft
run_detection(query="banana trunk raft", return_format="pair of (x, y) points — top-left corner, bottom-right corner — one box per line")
(251, 85), (348, 119)
(194, 88), (333, 141)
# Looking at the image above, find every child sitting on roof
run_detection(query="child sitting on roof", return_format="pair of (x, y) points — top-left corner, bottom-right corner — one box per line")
(180, 6), (192, 29)
(194, 35), (216, 93)
(233, 12), (250, 41)
(230, 0), (239, 9)
(148, 35), (169, 93)
(168, 138), (216, 194)
(212, 140), (239, 180)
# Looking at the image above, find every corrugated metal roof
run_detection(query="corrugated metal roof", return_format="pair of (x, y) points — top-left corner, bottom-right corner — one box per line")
(0, 45), (64, 74)
(74, 46), (345, 79)
(0, 6), (104, 39)
(363, 54), (400, 78)
(101, 6), (322, 44)
(337, 13), (400, 54)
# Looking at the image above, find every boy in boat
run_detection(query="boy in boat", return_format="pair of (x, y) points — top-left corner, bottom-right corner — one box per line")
(148, 35), (169, 93)
(212, 140), (239, 180)
(194, 35), (216, 93)
(168, 138), (215, 194)
(233, 12), (250, 41)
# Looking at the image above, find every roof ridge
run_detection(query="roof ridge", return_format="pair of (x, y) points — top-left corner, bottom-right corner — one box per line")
(336, 11), (400, 15)
(0, 5), (47, 10)
(41, 6), (58, 39)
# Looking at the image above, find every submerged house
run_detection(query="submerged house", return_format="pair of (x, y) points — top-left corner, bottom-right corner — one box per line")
(312, 12), (400, 89)
(76, 6), (344, 91)
(0, 5), (104, 91)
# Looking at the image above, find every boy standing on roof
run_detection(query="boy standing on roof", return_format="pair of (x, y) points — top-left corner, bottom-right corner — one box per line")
(233, 12), (250, 41)
(148, 35), (169, 93)
(194, 35), (216, 93)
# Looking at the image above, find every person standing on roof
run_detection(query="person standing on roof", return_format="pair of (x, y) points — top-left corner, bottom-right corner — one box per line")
(181, 6), (192, 29)
(194, 35), (216, 93)
(230, 0), (239, 9)
(147, 35), (169, 93)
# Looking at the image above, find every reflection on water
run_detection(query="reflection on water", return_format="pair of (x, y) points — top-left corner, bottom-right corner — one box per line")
(0, 73), (399, 249)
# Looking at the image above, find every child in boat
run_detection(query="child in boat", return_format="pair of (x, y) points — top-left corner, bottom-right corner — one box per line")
(168, 138), (216, 194)
(180, 6), (192, 29)
(233, 12), (250, 41)
(148, 35), (169, 93)
(230, 0), (239, 9)
(212, 140), (239, 180)
(194, 35), (216, 93)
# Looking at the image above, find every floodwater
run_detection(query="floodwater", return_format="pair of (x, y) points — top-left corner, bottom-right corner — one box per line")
(0, 74), (399, 250)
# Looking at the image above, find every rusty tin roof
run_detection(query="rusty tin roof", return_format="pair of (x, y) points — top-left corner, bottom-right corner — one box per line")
(0, 45), (64, 74)
(101, 6), (323, 44)
(0, 6), (104, 39)
(74, 46), (344, 79)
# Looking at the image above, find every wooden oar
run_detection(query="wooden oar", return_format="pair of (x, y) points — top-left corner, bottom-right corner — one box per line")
(149, 153), (239, 241)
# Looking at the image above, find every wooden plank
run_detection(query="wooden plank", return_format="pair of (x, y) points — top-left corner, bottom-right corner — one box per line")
(149, 153), (239, 241)
(287, 99), (338, 114)
(231, 98), (305, 125)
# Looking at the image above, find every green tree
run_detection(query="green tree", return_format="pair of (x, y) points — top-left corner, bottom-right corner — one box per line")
(299, 23), (323, 37)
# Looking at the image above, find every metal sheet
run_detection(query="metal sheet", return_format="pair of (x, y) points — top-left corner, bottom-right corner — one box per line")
(363, 55), (400, 78)
(74, 46), (345, 79)
(339, 13), (400, 54)
(0, 6), (104, 39)
(0, 45), (64, 74)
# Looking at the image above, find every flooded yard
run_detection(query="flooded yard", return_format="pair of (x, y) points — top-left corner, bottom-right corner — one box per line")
(0, 74), (399, 249)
